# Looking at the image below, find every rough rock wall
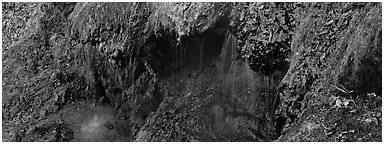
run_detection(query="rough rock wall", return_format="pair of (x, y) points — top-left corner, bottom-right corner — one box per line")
(2, 2), (39, 49)
(275, 2), (381, 141)
(2, 2), (381, 142)
(2, 3), (79, 141)
(2, 2), (238, 141)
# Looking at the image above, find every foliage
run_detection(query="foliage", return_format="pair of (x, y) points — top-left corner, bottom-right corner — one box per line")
(230, 2), (297, 75)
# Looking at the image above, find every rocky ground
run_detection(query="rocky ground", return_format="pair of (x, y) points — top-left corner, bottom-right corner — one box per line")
(2, 2), (382, 142)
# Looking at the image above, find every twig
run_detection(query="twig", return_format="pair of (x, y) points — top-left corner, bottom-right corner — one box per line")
(331, 85), (351, 94)
(340, 84), (353, 93)
(349, 95), (359, 109)
(318, 121), (331, 130)
(317, 120), (338, 136)
(331, 84), (353, 94)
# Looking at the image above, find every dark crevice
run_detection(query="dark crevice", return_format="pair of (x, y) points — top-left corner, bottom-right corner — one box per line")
(150, 28), (226, 78)
(94, 70), (110, 104)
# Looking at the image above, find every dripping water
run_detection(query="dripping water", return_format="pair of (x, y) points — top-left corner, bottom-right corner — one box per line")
(199, 38), (205, 72)
(219, 31), (238, 97)
(176, 41), (179, 70)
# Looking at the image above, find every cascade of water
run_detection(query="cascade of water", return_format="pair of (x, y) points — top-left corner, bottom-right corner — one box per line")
(190, 38), (193, 69)
(220, 31), (239, 77)
(182, 40), (186, 70)
(186, 39), (189, 71)
(229, 32), (234, 75)
(181, 41), (183, 68)
(172, 43), (175, 71)
(231, 32), (236, 97)
(177, 42), (179, 70)
(183, 40), (185, 67)
(188, 38), (192, 70)
(176, 42), (179, 70)
(193, 38), (196, 68)
(194, 38), (197, 69)
(232, 32), (238, 97)
(199, 38), (205, 72)
(217, 31), (239, 97)
(232, 32), (236, 63)
(179, 41), (181, 68)
(188, 39), (194, 68)
(220, 31), (230, 76)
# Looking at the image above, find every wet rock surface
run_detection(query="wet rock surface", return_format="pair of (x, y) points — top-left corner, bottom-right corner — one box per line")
(2, 2), (381, 142)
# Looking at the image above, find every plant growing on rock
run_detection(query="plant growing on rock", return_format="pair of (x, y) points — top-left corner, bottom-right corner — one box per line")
(230, 2), (297, 75)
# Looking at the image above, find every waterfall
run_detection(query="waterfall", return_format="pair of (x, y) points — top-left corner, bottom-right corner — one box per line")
(176, 41), (179, 69)
(218, 31), (238, 97)
(220, 32), (230, 76)
(199, 38), (205, 71)
(219, 31), (237, 76)
(183, 40), (186, 66)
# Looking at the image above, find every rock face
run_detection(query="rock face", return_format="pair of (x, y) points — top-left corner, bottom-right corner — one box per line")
(274, 3), (382, 141)
(2, 2), (381, 142)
